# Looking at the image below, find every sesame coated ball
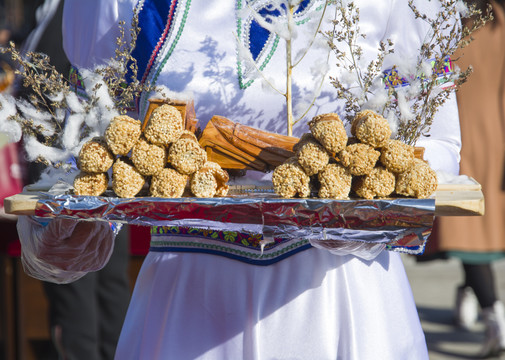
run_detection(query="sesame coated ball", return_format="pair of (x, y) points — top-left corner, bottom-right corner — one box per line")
(295, 139), (330, 176)
(190, 161), (230, 198)
(352, 166), (395, 199)
(272, 157), (311, 198)
(317, 163), (352, 199)
(112, 158), (145, 198)
(168, 137), (207, 175)
(338, 143), (380, 176)
(379, 139), (415, 174)
(395, 159), (438, 199)
(131, 137), (167, 176)
(73, 171), (109, 196)
(104, 115), (142, 156)
(143, 104), (184, 146)
(308, 113), (348, 154)
(77, 137), (114, 173)
(351, 110), (392, 148)
(292, 133), (318, 153)
(150, 168), (188, 198)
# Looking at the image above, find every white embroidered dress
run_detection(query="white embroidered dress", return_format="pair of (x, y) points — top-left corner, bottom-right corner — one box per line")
(62, 0), (461, 359)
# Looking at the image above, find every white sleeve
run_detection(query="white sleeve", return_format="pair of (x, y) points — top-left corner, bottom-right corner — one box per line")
(381, 0), (462, 174)
(62, 0), (135, 69)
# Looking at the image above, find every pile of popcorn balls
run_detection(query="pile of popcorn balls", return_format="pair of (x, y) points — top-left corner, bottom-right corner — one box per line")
(73, 104), (229, 198)
(272, 110), (437, 199)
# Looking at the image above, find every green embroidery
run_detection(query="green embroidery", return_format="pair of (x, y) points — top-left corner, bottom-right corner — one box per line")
(223, 231), (238, 242)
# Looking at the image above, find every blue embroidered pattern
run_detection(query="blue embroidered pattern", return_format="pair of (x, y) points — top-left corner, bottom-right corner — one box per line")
(130, 0), (192, 116)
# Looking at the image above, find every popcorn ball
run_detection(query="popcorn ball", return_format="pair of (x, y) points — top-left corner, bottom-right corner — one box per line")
(150, 168), (188, 198)
(272, 157), (311, 198)
(395, 159), (438, 199)
(143, 104), (184, 146)
(292, 133), (318, 153)
(308, 113), (348, 154)
(190, 161), (230, 198)
(338, 143), (380, 176)
(168, 135), (207, 175)
(295, 138), (330, 176)
(112, 158), (146, 198)
(105, 115), (142, 155)
(351, 110), (392, 148)
(178, 129), (198, 142)
(352, 166), (395, 199)
(131, 136), (167, 176)
(379, 139), (415, 174)
(317, 163), (352, 199)
(73, 171), (108, 196)
(78, 137), (114, 173)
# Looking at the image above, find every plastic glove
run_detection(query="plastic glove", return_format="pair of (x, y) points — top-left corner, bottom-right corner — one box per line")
(17, 216), (116, 284)
(309, 239), (386, 260)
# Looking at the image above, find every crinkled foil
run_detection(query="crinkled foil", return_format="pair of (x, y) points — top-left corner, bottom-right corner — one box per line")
(34, 183), (435, 255)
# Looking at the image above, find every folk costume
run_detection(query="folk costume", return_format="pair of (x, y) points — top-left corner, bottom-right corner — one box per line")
(53, 0), (462, 358)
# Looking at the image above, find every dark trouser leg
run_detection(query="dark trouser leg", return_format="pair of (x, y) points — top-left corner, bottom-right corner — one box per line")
(97, 226), (131, 359)
(43, 226), (131, 360)
(43, 272), (99, 360)
(463, 262), (497, 309)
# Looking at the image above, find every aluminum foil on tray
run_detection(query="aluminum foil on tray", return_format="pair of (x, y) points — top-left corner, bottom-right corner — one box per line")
(34, 182), (436, 256)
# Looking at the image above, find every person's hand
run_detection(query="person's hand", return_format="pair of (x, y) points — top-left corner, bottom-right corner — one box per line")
(17, 216), (116, 283)
(37, 218), (115, 272)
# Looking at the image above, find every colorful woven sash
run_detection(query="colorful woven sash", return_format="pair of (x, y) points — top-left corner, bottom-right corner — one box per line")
(150, 226), (312, 265)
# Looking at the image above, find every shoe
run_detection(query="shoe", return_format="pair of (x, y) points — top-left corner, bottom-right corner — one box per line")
(479, 301), (505, 358)
(454, 285), (479, 331)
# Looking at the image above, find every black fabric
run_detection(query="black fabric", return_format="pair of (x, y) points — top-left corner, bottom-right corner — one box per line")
(463, 262), (498, 309)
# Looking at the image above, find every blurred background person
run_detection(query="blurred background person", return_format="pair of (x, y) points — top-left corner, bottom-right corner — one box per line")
(431, 0), (505, 357)
(15, 0), (132, 358)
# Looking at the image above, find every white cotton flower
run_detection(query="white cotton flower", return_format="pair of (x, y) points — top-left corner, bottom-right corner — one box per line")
(407, 79), (424, 98)
(62, 112), (85, 152)
(33, 166), (78, 188)
(455, 1), (470, 17)
(385, 111), (399, 137)
(0, 94), (23, 143)
(420, 60), (433, 78)
(24, 136), (69, 163)
(46, 91), (65, 103)
(363, 88), (389, 111)
(397, 90), (416, 121)
(65, 91), (84, 114)
(17, 98), (56, 137)
(340, 69), (358, 85)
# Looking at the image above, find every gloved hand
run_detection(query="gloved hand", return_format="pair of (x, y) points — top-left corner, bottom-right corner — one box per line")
(17, 216), (116, 284)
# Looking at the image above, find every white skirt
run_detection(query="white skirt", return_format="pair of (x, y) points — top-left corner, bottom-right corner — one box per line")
(115, 247), (428, 360)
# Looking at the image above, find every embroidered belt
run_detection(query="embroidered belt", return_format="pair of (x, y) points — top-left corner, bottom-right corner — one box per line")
(149, 226), (312, 265)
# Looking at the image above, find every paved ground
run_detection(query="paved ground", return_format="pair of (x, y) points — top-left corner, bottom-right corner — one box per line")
(402, 255), (505, 360)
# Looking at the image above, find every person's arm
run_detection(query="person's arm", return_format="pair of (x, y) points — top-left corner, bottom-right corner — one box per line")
(62, 0), (135, 69)
(16, 0), (133, 284)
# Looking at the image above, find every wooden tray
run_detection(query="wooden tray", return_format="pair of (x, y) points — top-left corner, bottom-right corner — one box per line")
(4, 179), (484, 218)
